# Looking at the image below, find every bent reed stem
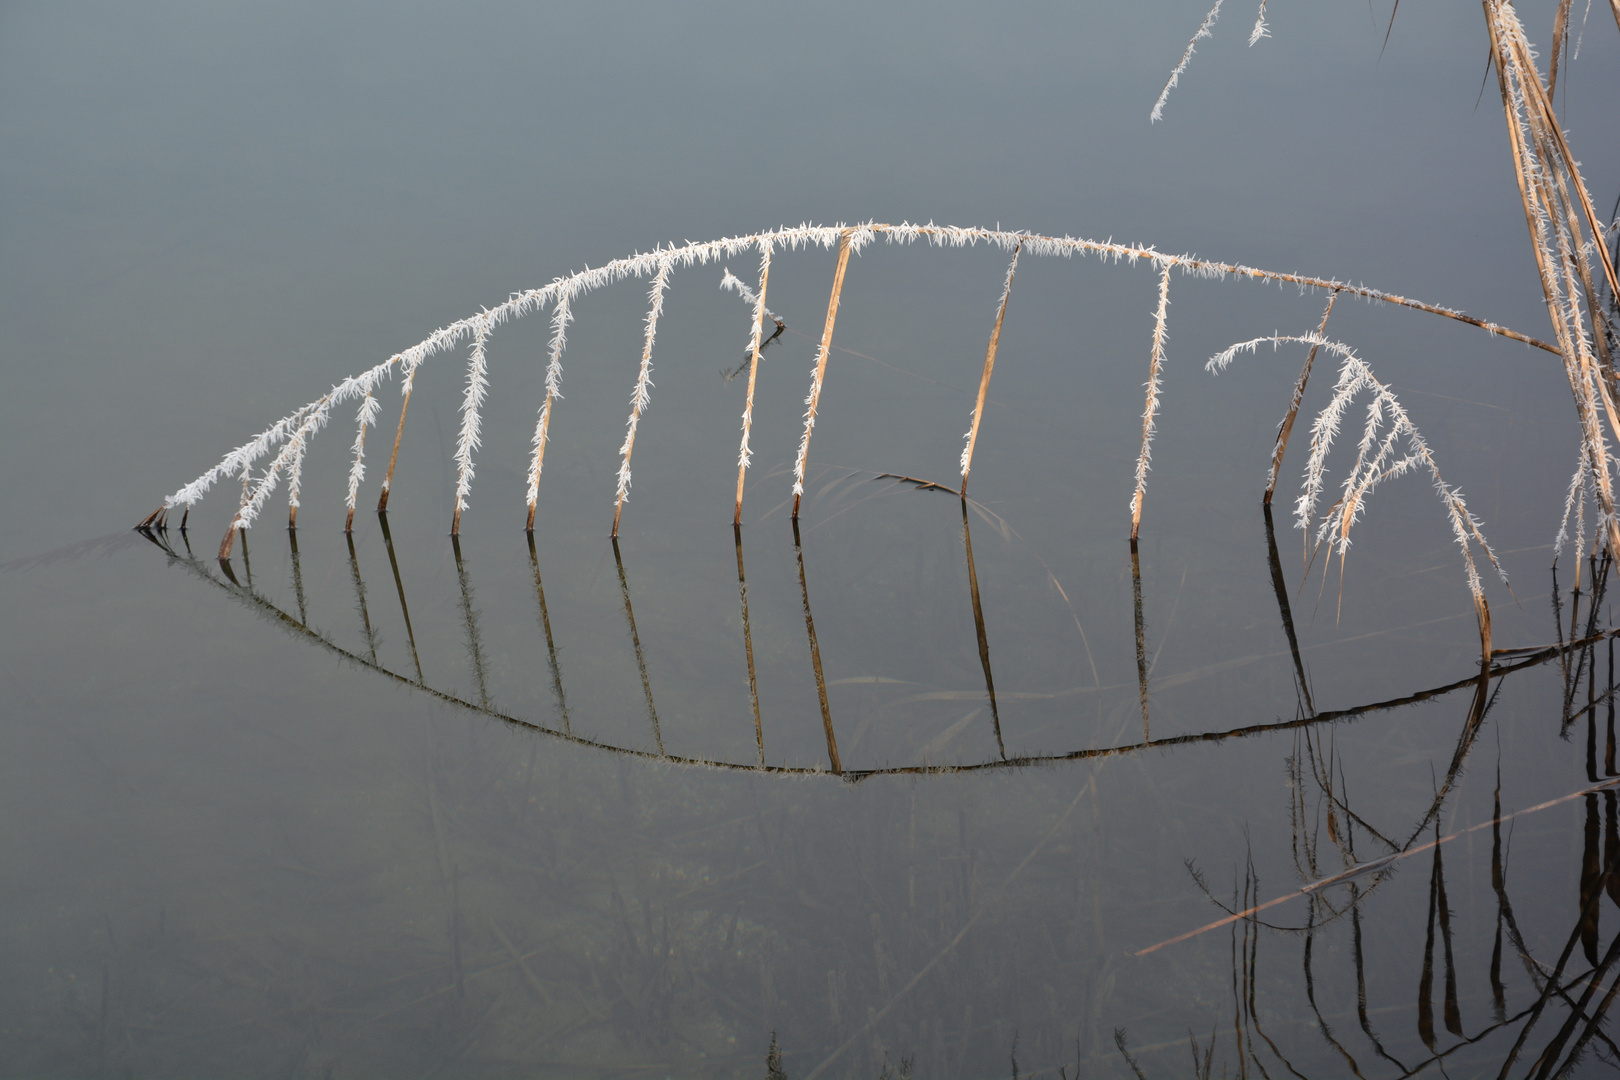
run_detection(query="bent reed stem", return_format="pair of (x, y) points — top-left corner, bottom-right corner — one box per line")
(793, 228), (855, 520)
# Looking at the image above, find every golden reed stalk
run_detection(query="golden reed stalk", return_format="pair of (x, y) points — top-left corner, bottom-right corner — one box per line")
(793, 229), (855, 520)
(960, 241), (1022, 497)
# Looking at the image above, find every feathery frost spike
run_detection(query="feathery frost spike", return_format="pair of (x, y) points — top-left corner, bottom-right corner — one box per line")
(1151, 0), (1224, 123)
(526, 294), (573, 526)
(719, 267), (783, 342)
(452, 321), (493, 531)
(1248, 0), (1269, 46)
(345, 391), (381, 526)
(1212, 332), (1506, 604)
(614, 259), (673, 534)
(959, 241), (1023, 495)
(1131, 262), (1173, 539)
(733, 239), (773, 525)
(793, 228), (855, 514)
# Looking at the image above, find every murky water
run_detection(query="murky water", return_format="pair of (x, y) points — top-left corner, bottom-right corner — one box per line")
(5, 2), (1620, 1077)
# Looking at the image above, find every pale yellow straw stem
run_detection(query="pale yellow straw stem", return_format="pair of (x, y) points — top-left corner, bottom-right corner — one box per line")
(959, 240), (1023, 497)
(792, 229), (855, 520)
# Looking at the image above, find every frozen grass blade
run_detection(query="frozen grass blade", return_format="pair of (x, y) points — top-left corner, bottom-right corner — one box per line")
(1152, 0), (1224, 123)
(451, 320), (494, 536)
(734, 239), (773, 525)
(613, 259), (672, 537)
(1131, 261), (1173, 539)
(527, 293), (572, 531)
(345, 390), (380, 533)
(960, 240), (1022, 497)
(793, 228), (856, 519)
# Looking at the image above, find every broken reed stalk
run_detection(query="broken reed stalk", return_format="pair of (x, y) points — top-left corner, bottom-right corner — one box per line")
(734, 240), (773, 525)
(1131, 262), (1173, 539)
(613, 260), (672, 537)
(527, 293), (573, 532)
(959, 240), (1022, 497)
(1266, 291), (1340, 506)
(376, 370), (415, 513)
(793, 228), (855, 519)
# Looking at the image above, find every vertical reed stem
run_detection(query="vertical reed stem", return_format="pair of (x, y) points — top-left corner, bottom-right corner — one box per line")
(960, 241), (1023, 497)
(735, 241), (773, 525)
(1131, 262), (1172, 539)
(794, 229), (855, 519)
(528, 295), (573, 532)
(377, 373), (414, 513)
(347, 531), (378, 664)
(614, 261), (672, 537)
(1266, 291), (1340, 505)
(288, 528), (308, 625)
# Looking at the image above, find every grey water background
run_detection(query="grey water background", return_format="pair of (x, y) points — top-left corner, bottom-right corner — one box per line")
(5, 2), (1620, 1076)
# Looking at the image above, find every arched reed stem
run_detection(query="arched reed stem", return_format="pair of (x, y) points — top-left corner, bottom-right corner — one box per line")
(613, 259), (672, 537)
(1266, 291), (1339, 506)
(377, 370), (414, 513)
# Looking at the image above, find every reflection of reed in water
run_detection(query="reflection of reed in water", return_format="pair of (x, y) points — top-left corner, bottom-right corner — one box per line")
(1123, 564), (1620, 1079)
(139, 508), (1620, 781)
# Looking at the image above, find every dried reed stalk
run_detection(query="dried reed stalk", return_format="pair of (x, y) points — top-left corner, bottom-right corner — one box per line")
(959, 241), (1022, 497)
(376, 370), (415, 513)
(1131, 262), (1173, 539)
(1265, 291), (1340, 505)
(1486, 0), (1620, 557)
(613, 260), (672, 537)
(527, 294), (573, 531)
(1131, 539), (1150, 741)
(793, 228), (855, 519)
(734, 240), (773, 525)
(380, 511), (423, 683)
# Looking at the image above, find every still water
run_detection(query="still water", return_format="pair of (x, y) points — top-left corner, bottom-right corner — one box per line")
(4, 2), (1620, 1077)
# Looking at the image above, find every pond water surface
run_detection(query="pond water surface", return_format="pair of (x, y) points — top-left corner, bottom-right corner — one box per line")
(5, 3), (1620, 1077)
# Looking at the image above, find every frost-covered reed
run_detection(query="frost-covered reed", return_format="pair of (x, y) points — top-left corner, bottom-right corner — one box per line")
(139, 220), (1560, 589)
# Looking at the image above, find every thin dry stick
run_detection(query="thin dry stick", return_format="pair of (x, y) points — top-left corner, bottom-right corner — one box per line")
(1266, 291), (1340, 505)
(377, 369), (415, 513)
(612, 537), (664, 757)
(793, 228), (855, 519)
(613, 260), (672, 537)
(1131, 539), (1151, 741)
(960, 240), (1023, 497)
(1131, 262), (1173, 539)
(734, 240), (773, 525)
